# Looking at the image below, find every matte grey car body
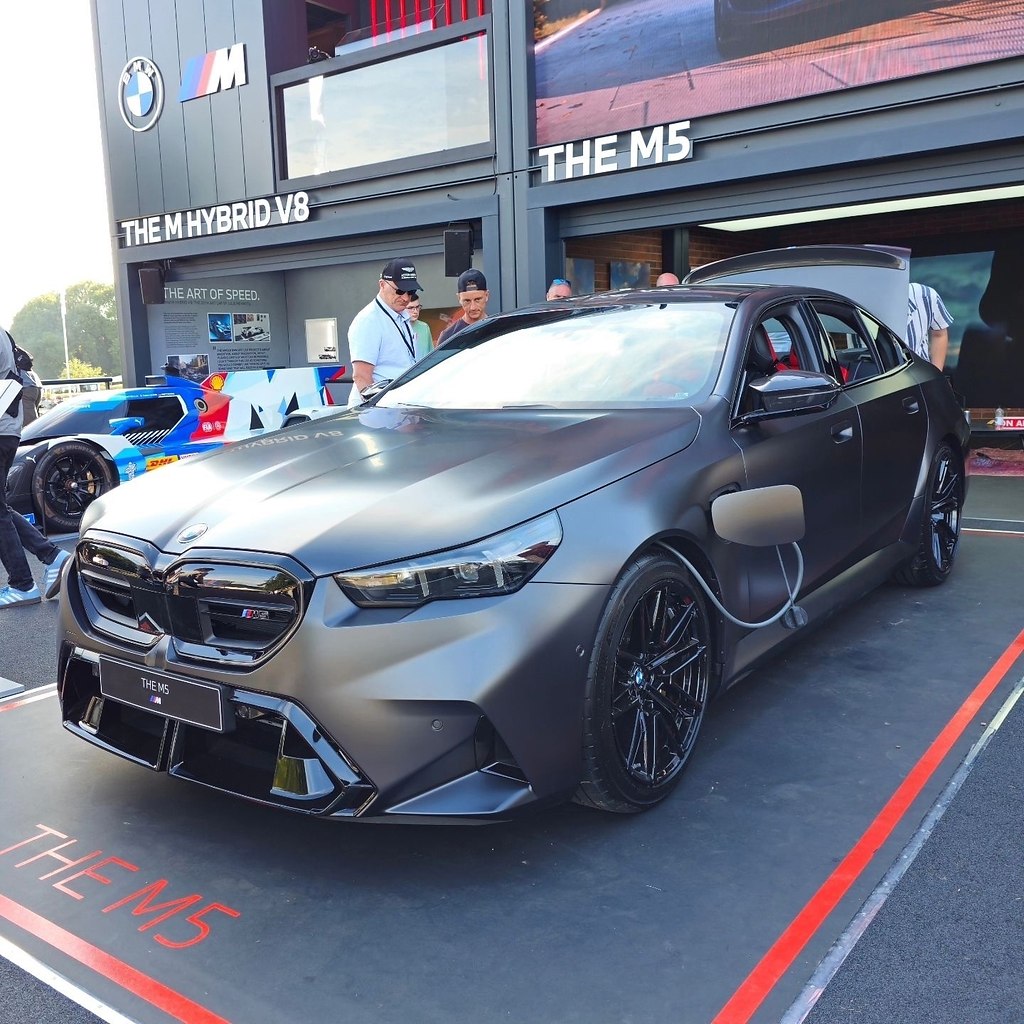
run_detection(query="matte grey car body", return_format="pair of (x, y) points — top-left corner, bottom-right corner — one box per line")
(56, 246), (969, 822)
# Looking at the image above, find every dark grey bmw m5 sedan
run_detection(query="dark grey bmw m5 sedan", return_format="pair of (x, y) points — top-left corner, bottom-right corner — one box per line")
(56, 247), (969, 822)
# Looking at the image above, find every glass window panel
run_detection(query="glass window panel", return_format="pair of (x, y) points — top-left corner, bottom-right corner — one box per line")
(283, 34), (490, 179)
(378, 304), (733, 409)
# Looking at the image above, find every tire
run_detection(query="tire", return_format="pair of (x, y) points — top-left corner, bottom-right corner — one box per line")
(31, 440), (117, 534)
(893, 441), (964, 587)
(574, 553), (712, 814)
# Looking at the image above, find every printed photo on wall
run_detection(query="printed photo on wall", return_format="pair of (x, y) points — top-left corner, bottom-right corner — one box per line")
(233, 312), (272, 343)
(610, 260), (650, 290)
(208, 313), (233, 343)
(164, 353), (210, 383)
(305, 317), (340, 362)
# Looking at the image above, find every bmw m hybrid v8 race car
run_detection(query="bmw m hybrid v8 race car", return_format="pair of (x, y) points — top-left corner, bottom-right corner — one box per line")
(8, 366), (348, 532)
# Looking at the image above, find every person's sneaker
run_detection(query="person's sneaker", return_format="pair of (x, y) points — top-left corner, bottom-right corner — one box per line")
(0, 585), (42, 608)
(42, 549), (71, 600)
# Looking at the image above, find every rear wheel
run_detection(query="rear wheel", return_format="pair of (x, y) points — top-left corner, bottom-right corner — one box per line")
(31, 440), (116, 533)
(575, 553), (711, 814)
(893, 441), (964, 587)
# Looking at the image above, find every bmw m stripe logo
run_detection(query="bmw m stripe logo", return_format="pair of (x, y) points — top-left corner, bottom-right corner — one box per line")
(117, 56), (165, 132)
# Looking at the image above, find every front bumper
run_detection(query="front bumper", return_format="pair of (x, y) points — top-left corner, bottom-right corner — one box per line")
(58, 543), (609, 822)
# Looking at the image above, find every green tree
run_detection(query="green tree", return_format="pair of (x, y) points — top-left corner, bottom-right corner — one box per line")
(10, 281), (119, 380)
(65, 355), (105, 379)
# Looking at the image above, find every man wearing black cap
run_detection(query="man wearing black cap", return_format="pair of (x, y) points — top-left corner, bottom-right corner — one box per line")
(347, 256), (424, 405)
(436, 269), (490, 345)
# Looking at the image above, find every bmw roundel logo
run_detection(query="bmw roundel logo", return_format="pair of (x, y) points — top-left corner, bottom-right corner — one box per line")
(177, 523), (209, 544)
(117, 56), (165, 133)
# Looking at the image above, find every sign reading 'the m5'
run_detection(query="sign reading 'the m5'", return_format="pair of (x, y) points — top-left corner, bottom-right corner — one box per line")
(179, 43), (247, 102)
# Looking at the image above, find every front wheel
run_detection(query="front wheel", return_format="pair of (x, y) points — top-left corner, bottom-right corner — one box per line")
(574, 553), (712, 814)
(893, 441), (964, 587)
(31, 440), (116, 533)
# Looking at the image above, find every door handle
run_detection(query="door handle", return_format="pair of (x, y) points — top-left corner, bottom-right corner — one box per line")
(830, 422), (854, 443)
(902, 396), (920, 414)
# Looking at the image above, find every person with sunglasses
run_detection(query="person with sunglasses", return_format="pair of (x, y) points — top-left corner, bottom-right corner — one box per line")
(347, 257), (424, 405)
(546, 277), (573, 301)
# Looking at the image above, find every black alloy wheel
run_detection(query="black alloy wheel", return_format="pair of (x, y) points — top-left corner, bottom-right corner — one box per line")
(893, 441), (964, 587)
(575, 553), (711, 813)
(31, 440), (116, 534)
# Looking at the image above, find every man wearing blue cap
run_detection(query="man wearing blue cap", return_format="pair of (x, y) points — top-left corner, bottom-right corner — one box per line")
(437, 269), (490, 345)
(347, 256), (424, 405)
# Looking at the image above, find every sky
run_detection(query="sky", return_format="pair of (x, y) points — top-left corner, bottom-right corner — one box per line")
(0, 0), (113, 328)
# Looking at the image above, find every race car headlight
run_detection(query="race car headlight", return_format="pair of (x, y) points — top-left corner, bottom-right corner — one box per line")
(334, 512), (562, 608)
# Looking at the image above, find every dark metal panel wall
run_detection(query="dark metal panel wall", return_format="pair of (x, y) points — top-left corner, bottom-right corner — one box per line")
(95, 0), (273, 222)
(205, 1), (247, 203)
(94, 2), (140, 219)
(238, 0), (276, 195)
(150, 2), (190, 214)
(176, 0), (219, 210)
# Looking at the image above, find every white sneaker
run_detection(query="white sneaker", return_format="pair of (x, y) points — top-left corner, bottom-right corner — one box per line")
(43, 549), (71, 600)
(0, 585), (42, 608)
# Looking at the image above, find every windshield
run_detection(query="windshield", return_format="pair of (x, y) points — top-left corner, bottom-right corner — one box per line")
(22, 393), (127, 441)
(378, 303), (733, 409)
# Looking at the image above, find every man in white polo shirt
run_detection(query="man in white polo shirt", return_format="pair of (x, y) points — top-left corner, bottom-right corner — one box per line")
(347, 257), (424, 405)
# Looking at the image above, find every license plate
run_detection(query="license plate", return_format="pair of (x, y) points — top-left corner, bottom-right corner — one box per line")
(99, 657), (227, 732)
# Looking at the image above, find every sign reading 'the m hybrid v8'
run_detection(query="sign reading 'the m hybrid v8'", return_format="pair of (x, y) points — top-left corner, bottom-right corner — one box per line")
(120, 192), (309, 247)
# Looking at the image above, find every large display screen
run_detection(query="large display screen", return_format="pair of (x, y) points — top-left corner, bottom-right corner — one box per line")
(532, 0), (1024, 147)
(915, 242), (1024, 412)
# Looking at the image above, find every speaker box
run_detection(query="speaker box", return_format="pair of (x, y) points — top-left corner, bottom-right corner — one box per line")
(139, 266), (165, 305)
(444, 228), (473, 277)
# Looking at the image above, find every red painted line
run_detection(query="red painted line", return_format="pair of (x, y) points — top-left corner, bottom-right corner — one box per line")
(0, 892), (232, 1024)
(0, 688), (56, 713)
(712, 624), (1024, 1024)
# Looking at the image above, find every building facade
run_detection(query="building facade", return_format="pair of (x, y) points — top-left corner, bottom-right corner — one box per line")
(92, 0), (1024, 421)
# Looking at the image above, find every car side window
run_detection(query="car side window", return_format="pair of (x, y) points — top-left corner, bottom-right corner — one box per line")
(857, 308), (910, 372)
(124, 396), (186, 432)
(807, 301), (882, 384)
(737, 306), (817, 416)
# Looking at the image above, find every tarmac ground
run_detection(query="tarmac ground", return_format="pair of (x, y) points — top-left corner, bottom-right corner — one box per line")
(0, 473), (1022, 1024)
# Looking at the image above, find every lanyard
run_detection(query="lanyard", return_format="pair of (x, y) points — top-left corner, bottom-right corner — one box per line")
(375, 299), (415, 359)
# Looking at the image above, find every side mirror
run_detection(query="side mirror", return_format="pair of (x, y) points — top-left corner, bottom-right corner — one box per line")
(108, 416), (145, 435)
(739, 370), (840, 423)
(357, 378), (393, 403)
(712, 484), (805, 546)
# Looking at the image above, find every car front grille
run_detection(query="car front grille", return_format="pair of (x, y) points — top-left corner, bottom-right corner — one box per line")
(76, 538), (307, 667)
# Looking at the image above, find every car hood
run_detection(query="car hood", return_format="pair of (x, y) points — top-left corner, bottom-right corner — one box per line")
(88, 404), (702, 575)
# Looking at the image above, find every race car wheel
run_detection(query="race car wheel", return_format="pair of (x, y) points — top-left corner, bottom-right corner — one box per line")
(31, 440), (116, 534)
(893, 441), (964, 587)
(575, 553), (711, 814)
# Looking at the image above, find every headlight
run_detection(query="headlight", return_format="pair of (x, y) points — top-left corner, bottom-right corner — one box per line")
(334, 511), (562, 608)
